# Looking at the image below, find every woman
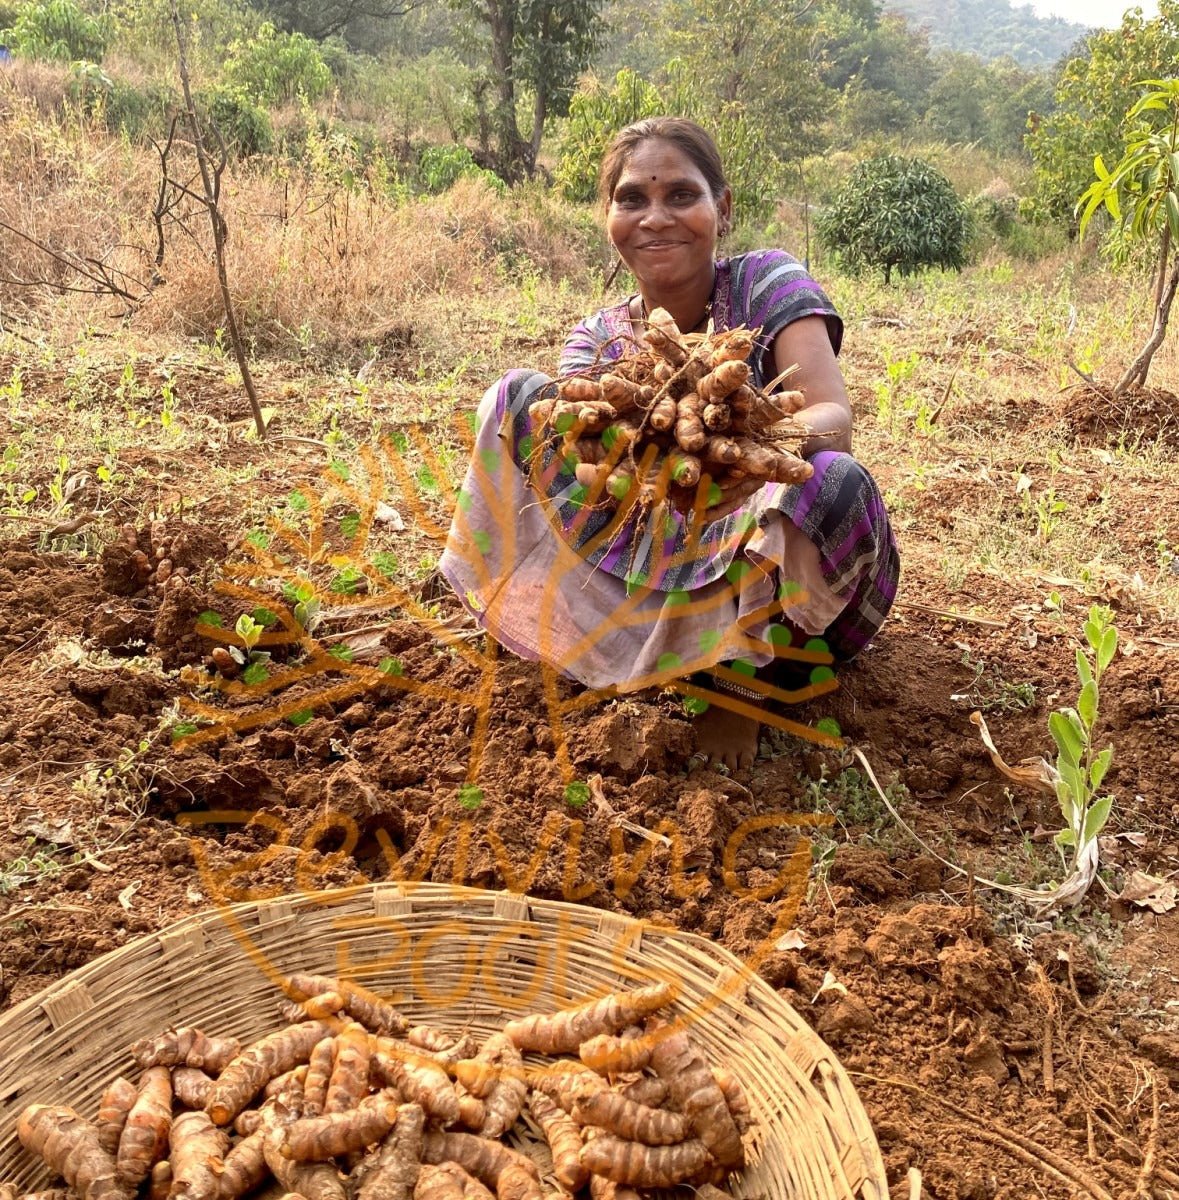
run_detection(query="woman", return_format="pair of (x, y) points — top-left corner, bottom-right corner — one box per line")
(440, 118), (898, 772)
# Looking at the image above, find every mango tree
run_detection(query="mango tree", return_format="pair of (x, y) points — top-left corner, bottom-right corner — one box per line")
(1078, 78), (1179, 395)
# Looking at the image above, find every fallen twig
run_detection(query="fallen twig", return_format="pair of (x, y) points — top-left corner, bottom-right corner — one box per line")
(893, 599), (1006, 628)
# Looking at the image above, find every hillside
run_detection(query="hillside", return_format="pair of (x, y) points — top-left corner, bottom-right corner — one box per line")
(884, 0), (1089, 65)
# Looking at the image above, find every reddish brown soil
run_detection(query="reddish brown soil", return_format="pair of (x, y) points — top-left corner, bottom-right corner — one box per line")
(0, 359), (1176, 1200)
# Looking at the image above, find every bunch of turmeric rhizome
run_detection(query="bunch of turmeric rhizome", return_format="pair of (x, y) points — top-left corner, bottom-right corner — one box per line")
(11, 975), (756, 1200)
(528, 308), (814, 536)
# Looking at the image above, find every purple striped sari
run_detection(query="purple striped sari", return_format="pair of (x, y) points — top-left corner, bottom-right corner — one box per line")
(439, 249), (898, 686)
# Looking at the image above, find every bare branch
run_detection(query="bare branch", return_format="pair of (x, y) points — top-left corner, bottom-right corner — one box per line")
(0, 219), (147, 304)
(169, 0), (267, 439)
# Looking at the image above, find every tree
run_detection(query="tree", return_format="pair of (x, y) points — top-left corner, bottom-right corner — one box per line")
(1077, 78), (1179, 395)
(251, 0), (423, 42)
(817, 153), (968, 283)
(450, 0), (604, 181)
(2, 0), (109, 62)
(1027, 0), (1179, 228)
(659, 0), (829, 160)
(818, 7), (935, 140)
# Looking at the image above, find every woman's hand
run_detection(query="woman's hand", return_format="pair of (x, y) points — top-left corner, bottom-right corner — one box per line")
(574, 462), (762, 523)
(771, 316), (853, 456)
(699, 477), (763, 520)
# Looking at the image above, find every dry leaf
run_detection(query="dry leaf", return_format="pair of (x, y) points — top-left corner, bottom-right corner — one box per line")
(12, 809), (75, 846)
(970, 712), (1058, 796)
(774, 929), (808, 952)
(1117, 871), (1177, 914)
(374, 502), (405, 530)
(117, 880), (141, 911)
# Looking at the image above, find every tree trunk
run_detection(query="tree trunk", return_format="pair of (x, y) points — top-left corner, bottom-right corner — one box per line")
(486, 0), (527, 180)
(169, 0), (267, 440)
(1114, 255), (1179, 396)
(528, 5), (549, 167)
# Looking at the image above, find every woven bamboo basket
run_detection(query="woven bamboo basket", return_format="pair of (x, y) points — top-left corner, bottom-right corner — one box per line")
(0, 883), (889, 1199)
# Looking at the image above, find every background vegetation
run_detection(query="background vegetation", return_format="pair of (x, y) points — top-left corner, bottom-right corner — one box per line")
(0, 0), (1175, 374)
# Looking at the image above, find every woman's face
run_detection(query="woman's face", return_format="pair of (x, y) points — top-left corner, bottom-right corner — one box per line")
(606, 138), (731, 299)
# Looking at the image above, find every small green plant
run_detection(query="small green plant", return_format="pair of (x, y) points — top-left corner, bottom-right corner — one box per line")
(802, 764), (905, 835)
(0, 842), (64, 895)
(873, 350), (920, 434)
(974, 605), (1119, 912)
(221, 613), (273, 685)
(1048, 605), (1118, 883)
(959, 649), (1037, 713)
(1033, 488), (1068, 543)
(282, 578), (322, 633)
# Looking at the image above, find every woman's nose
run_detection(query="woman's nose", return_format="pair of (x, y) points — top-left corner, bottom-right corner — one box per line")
(639, 200), (673, 228)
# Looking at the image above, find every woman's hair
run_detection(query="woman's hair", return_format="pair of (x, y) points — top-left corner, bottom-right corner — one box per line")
(598, 118), (728, 205)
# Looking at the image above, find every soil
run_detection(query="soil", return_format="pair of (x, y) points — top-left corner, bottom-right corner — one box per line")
(0, 356), (1177, 1200)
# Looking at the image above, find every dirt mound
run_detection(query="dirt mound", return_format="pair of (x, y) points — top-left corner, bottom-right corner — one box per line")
(1062, 382), (1179, 445)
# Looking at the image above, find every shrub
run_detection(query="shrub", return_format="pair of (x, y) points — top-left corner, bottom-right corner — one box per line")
(418, 144), (504, 195)
(199, 86), (274, 158)
(3, 0), (109, 63)
(817, 153), (969, 283)
(103, 77), (175, 143)
(69, 65), (176, 143)
(223, 22), (331, 107)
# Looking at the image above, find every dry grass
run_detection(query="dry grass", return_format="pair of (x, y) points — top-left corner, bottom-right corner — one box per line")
(0, 79), (600, 354)
(0, 71), (158, 313)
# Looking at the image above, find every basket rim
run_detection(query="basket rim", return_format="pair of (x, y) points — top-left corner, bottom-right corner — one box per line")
(0, 882), (889, 1199)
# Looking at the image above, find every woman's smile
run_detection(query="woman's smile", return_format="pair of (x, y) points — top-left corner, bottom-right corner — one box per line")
(606, 137), (731, 305)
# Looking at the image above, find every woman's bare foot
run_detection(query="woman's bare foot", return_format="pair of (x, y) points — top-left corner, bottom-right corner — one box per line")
(691, 704), (760, 772)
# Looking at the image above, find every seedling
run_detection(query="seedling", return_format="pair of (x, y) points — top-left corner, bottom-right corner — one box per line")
(973, 605), (1118, 911)
(1049, 605), (1117, 870)
(223, 613), (274, 684)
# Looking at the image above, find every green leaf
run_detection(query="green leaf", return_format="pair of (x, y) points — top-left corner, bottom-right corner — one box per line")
(1081, 794), (1114, 844)
(197, 610), (224, 628)
(457, 784), (483, 810)
(1050, 710), (1083, 765)
(1058, 759), (1086, 808)
(1054, 826), (1076, 849)
(564, 781), (590, 807)
(1077, 679), (1098, 730)
(1090, 746), (1113, 790)
(378, 656), (403, 676)
(288, 708), (314, 727)
(1055, 778), (1074, 814)
(241, 661), (269, 685)
(1167, 192), (1179, 241)
(1093, 154), (1109, 181)
(1075, 648), (1093, 687)
(1098, 627), (1117, 672)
